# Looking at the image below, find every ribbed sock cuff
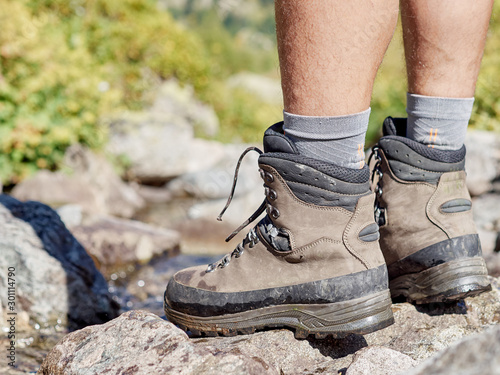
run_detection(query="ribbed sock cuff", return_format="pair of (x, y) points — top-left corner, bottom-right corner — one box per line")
(406, 93), (474, 150)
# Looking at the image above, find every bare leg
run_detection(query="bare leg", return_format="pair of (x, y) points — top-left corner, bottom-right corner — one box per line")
(401, 0), (494, 98)
(275, 0), (399, 116)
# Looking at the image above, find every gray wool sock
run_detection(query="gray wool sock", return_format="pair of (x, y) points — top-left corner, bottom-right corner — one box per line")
(282, 108), (370, 169)
(406, 93), (474, 150)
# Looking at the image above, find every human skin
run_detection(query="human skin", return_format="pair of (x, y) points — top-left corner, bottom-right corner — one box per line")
(275, 0), (399, 116)
(401, 0), (494, 98)
(276, 0), (494, 115)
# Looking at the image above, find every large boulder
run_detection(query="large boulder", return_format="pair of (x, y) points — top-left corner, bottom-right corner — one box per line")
(407, 325), (500, 375)
(37, 276), (500, 374)
(345, 346), (417, 375)
(106, 111), (226, 184)
(70, 216), (180, 278)
(38, 310), (275, 375)
(166, 144), (261, 200)
(0, 195), (118, 332)
(364, 276), (500, 362)
(472, 193), (500, 254)
(151, 79), (219, 138)
(11, 145), (145, 218)
(39, 266), (500, 374)
(465, 130), (500, 196)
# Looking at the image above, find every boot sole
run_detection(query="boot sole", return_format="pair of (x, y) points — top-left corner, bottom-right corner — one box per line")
(389, 256), (491, 304)
(164, 289), (394, 339)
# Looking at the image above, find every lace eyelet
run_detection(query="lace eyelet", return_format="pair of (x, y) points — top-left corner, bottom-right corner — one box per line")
(265, 172), (274, 183)
(271, 207), (280, 219)
(268, 189), (277, 200)
(219, 256), (230, 268)
(206, 263), (216, 273)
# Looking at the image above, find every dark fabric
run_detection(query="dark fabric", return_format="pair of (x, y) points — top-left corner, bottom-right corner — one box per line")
(260, 152), (370, 184)
(263, 122), (300, 154)
(382, 117), (466, 163)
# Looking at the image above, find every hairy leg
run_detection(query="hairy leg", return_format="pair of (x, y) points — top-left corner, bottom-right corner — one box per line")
(401, 0), (494, 98)
(275, 0), (399, 116)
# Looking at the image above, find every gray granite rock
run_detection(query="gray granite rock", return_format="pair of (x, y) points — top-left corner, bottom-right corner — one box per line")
(194, 329), (338, 375)
(345, 346), (417, 375)
(465, 130), (500, 196)
(106, 111), (226, 184)
(71, 216), (180, 278)
(35, 276), (500, 374)
(38, 310), (276, 375)
(364, 276), (500, 362)
(166, 144), (261, 200)
(406, 325), (500, 375)
(152, 79), (219, 138)
(56, 204), (83, 228)
(11, 145), (145, 218)
(0, 195), (118, 332)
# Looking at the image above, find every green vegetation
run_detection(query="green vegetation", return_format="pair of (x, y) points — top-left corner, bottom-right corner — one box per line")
(0, 0), (499, 183)
(0, 0), (280, 183)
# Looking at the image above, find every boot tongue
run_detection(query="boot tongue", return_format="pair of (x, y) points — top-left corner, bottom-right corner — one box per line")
(383, 117), (408, 137)
(263, 122), (300, 154)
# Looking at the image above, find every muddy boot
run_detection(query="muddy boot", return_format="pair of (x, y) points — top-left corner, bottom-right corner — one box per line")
(370, 117), (491, 304)
(164, 123), (394, 338)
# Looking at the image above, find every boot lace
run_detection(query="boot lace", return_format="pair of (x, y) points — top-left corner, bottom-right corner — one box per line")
(368, 145), (386, 226)
(206, 147), (281, 273)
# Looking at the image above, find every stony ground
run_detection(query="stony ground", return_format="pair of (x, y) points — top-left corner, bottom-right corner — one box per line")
(1, 80), (500, 373)
(36, 279), (500, 374)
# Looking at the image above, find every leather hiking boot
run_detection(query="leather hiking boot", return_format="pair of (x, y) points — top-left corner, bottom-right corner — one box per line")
(369, 117), (491, 304)
(164, 123), (394, 339)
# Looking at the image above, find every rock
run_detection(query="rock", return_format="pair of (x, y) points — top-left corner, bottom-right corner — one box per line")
(56, 204), (83, 228)
(476, 227), (498, 255)
(188, 188), (264, 228)
(0, 195), (118, 332)
(11, 145), (145, 218)
(37, 276), (500, 374)
(132, 184), (172, 204)
(11, 170), (96, 210)
(472, 194), (500, 233)
(152, 79), (219, 137)
(166, 144), (261, 200)
(465, 131), (500, 196)
(472, 193), (500, 256)
(227, 72), (283, 106)
(64, 144), (146, 218)
(485, 253), (500, 277)
(364, 276), (500, 362)
(406, 325), (500, 375)
(106, 111), (226, 184)
(345, 346), (417, 375)
(38, 310), (276, 375)
(70, 216), (181, 278)
(194, 329), (338, 375)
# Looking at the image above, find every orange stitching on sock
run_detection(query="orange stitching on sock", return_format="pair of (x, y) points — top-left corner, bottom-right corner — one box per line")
(357, 144), (365, 168)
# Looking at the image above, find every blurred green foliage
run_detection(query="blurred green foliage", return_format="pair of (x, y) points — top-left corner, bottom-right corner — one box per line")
(0, 0), (280, 183)
(0, 0), (499, 183)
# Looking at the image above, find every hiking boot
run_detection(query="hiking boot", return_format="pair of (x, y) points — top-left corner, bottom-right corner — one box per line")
(369, 117), (491, 304)
(164, 123), (394, 338)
